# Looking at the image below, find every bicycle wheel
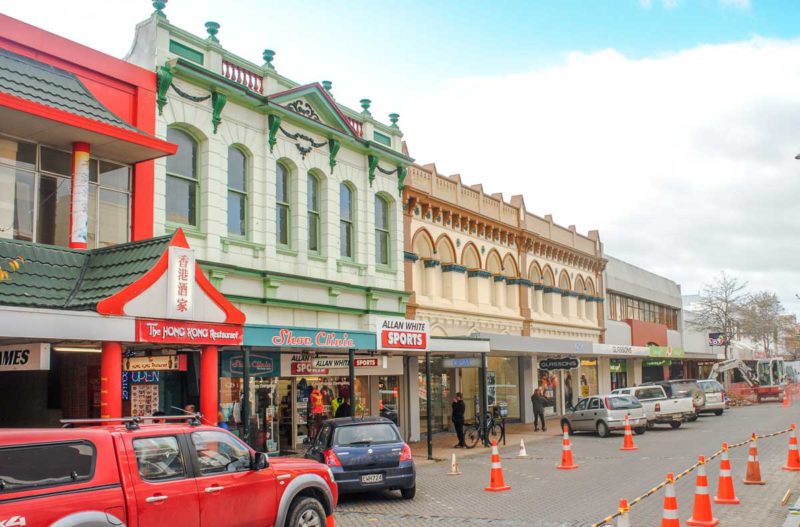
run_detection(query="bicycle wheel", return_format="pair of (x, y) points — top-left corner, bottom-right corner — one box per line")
(465, 426), (480, 448)
(489, 422), (501, 439)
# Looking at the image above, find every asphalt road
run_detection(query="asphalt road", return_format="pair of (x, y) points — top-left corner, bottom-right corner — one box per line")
(335, 403), (800, 527)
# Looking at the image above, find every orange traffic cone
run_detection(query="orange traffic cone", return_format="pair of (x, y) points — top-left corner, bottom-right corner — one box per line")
(714, 442), (740, 505)
(326, 513), (336, 527)
(557, 424), (579, 470)
(661, 472), (680, 527)
(617, 498), (631, 527)
(686, 456), (719, 527)
(484, 440), (511, 492)
(742, 433), (765, 485)
(620, 415), (639, 451)
(783, 423), (800, 471)
(784, 392), (790, 408)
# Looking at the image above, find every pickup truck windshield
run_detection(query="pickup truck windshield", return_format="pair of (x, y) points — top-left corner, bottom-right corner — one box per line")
(606, 396), (641, 410)
(333, 423), (400, 447)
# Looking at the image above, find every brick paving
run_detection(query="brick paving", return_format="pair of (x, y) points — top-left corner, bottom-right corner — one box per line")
(335, 404), (800, 526)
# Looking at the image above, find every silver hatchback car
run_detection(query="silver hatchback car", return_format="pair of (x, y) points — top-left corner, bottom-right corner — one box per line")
(561, 394), (648, 437)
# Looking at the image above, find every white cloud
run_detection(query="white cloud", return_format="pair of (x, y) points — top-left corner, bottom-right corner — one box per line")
(399, 38), (800, 315)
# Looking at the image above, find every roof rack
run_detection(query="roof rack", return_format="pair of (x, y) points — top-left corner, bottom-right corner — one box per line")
(60, 413), (203, 431)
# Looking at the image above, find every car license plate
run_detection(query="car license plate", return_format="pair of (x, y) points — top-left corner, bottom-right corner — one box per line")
(361, 473), (383, 484)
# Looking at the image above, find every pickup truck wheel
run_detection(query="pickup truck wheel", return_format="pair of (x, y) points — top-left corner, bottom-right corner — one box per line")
(400, 485), (416, 500)
(286, 497), (326, 527)
(714, 409), (723, 416)
(687, 414), (698, 422)
(670, 421), (682, 429)
(596, 421), (610, 438)
(646, 421), (655, 430)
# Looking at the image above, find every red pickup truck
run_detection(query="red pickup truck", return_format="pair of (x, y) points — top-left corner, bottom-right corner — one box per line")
(0, 419), (337, 527)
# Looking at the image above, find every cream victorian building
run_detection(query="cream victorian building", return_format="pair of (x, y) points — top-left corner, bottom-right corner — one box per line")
(126, 5), (413, 453)
(404, 161), (606, 438)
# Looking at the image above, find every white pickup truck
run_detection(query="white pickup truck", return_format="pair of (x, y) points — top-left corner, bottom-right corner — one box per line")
(611, 385), (695, 429)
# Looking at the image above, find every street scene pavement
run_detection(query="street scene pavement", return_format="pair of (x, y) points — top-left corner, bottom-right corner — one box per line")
(336, 404), (799, 527)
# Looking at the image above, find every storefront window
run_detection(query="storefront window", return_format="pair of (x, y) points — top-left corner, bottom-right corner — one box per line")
(537, 368), (563, 416)
(580, 359), (598, 397)
(378, 376), (400, 425)
(296, 376), (369, 446)
(642, 360), (668, 383)
(418, 356), (451, 435)
(610, 359), (628, 391)
(487, 356), (520, 419)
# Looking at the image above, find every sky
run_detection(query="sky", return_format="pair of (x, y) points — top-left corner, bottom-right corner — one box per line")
(3, 0), (800, 314)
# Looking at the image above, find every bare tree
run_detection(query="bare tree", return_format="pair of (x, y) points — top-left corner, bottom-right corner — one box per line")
(739, 292), (790, 357)
(688, 271), (747, 359)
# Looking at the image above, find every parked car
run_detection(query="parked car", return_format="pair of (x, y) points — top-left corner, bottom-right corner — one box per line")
(305, 416), (416, 499)
(611, 385), (694, 428)
(697, 379), (726, 415)
(561, 394), (647, 437)
(0, 417), (337, 527)
(645, 379), (706, 421)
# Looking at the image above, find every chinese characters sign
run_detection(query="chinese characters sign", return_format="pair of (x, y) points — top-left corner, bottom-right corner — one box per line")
(167, 246), (195, 320)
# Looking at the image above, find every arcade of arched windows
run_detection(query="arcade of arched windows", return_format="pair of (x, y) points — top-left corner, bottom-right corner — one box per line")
(409, 229), (600, 324)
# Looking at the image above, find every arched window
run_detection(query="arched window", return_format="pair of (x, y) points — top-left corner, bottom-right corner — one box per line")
(276, 162), (290, 246)
(227, 146), (246, 236)
(340, 183), (354, 258)
(375, 194), (390, 265)
(166, 128), (198, 226)
(307, 172), (321, 253)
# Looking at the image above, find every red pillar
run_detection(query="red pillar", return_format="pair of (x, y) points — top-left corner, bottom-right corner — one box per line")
(100, 342), (122, 418)
(69, 142), (91, 249)
(200, 346), (219, 425)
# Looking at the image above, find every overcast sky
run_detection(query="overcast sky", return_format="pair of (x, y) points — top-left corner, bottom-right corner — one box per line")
(3, 0), (799, 314)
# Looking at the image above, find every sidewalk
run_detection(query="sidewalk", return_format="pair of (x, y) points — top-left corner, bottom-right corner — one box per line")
(409, 417), (562, 466)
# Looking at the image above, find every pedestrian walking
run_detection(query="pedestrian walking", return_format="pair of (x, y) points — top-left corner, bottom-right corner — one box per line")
(531, 388), (548, 432)
(452, 392), (466, 448)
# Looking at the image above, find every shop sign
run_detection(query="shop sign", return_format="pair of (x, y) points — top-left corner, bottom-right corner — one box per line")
(708, 333), (730, 347)
(442, 357), (482, 368)
(648, 346), (685, 358)
(310, 357), (382, 369)
(592, 343), (650, 357)
(136, 319), (243, 345)
(221, 352), (280, 377)
(123, 355), (184, 372)
(284, 354), (404, 376)
(538, 357), (579, 371)
(166, 246), (195, 320)
(244, 325), (375, 349)
(376, 318), (429, 351)
(643, 359), (672, 367)
(0, 343), (50, 371)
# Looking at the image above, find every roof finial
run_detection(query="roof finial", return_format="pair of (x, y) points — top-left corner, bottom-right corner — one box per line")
(389, 113), (399, 128)
(205, 21), (220, 43)
(263, 49), (275, 69)
(152, 0), (167, 17)
(360, 98), (372, 116)
(322, 80), (332, 92)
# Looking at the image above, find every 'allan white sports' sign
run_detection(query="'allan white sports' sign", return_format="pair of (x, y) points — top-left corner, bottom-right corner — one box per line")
(376, 318), (429, 351)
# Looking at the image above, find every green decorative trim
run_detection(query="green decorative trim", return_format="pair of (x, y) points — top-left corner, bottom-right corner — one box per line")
(169, 40), (203, 65)
(328, 138), (341, 173)
(566, 291), (580, 297)
(337, 259), (367, 272)
(533, 284), (544, 291)
(542, 286), (563, 294)
(442, 264), (467, 273)
(209, 269), (227, 289)
(468, 270), (492, 278)
(225, 294), (406, 317)
(366, 291), (380, 310)
(403, 251), (419, 262)
(205, 21), (220, 43)
(373, 131), (392, 146)
(268, 114), (281, 153)
(156, 65), (174, 115)
(263, 277), (280, 299)
(328, 287), (341, 299)
(397, 166), (407, 196)
(211, 91), (227, 134)
(220, 237), (265, 256)
(166, 222), (206, 239)
(493, 275), (507, 282)
(276, 247), (298, 257)
(367, 155), (379, 187)
(153, 0), (167, 18)
(508, 278), (533, 287)
(423, 259), (440, 268)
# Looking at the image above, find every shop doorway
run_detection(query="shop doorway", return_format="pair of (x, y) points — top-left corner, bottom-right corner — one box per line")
(610, 359), (629, 391)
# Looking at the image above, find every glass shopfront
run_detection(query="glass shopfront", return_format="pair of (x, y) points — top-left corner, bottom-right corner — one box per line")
(580, 359), (598, 397)
(418, 356), (451, 435)
(459, 356), (521, 422)
(610, 359), (628, 391)
(643, 359), (668, 383)
(537, 368), (563, 416)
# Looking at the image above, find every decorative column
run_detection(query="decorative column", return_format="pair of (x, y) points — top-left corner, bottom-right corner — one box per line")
(423, 259), (441, 299)
(493, 275), (507, 309)
(533, 284), (544, 315)
(69, 142), (91, 249)
(100, 342), (122, 418)
(578, 295), (587, 319)
(443, 264), (467, 303)
(200, 345), (219, 425)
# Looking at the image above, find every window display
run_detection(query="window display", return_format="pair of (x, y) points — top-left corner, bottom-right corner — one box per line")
(610, 359), (628, 391)
(580, 359), (598, 397)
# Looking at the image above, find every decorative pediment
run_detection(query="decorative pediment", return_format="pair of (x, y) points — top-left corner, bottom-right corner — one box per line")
(270, 83), (360, 138)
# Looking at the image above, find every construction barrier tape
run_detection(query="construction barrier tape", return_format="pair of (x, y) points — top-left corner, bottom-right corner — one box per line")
(590, 426), (792, 527)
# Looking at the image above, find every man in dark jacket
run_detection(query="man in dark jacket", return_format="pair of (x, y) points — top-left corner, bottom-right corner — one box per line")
(531, 388), (548, 432)
(451, 392), (466, 448)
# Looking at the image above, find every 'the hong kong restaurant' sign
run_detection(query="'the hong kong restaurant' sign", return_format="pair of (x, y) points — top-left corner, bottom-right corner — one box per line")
(136, 319), (243, 346)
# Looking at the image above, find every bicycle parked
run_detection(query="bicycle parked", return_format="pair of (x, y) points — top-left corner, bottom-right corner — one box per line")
(465, 408), (506, 448)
